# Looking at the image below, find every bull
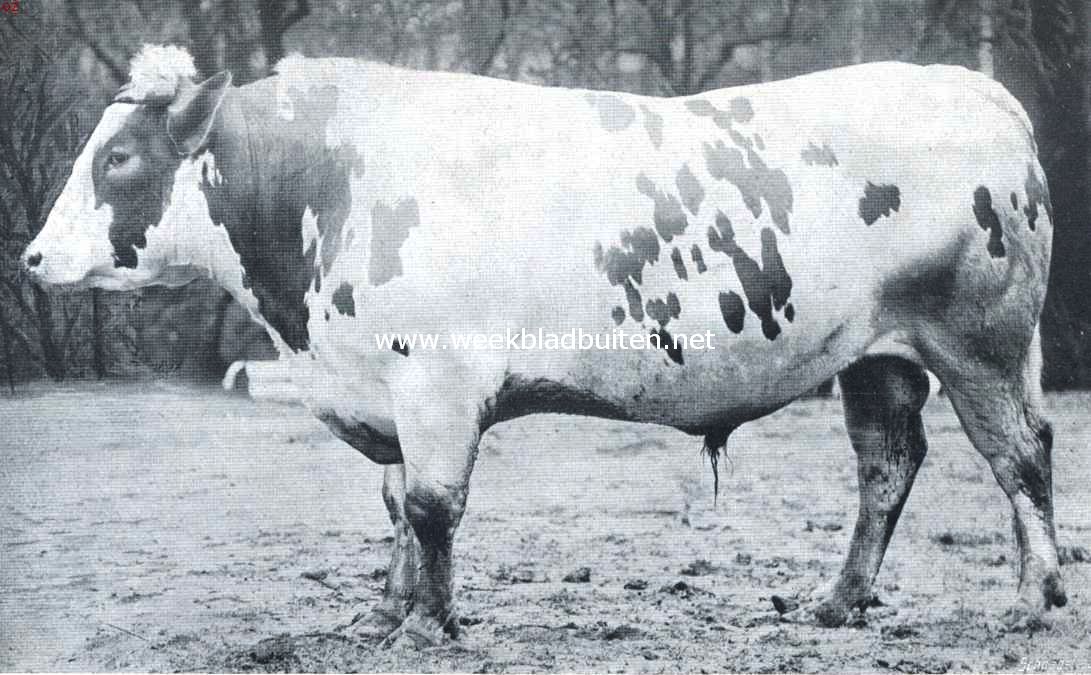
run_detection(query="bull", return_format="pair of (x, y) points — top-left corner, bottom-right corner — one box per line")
(24, 45), (1065, 646)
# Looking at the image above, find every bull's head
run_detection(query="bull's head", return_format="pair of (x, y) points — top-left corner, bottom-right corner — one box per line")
(23, 45), (232, 291)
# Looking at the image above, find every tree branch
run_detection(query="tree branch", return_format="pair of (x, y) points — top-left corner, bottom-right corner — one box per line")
(65, 0), (127, 85)
(2, 318), (42, 365)
(908, 0), (960, 62)
(257, 0), (312, 71)
(0, 193), (15, 236)
(680, 4), (694, 92)
(59, 300), (85, 360)
(0, 277), (36, 320)
(132, 0), (153, 21)
(475, 0), (516, 76)
(695, 0), (801, 92)
(383, 0), (407, 65)
(0, 315), (16, 394)
(671, 0), (695, 21)
(0, 135), (41, 228)
(279, 0), (311, 33)
(1, 15), (50, 60)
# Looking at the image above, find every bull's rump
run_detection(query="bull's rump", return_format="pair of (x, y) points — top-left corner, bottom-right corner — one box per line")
(299, 59), (1047, 426)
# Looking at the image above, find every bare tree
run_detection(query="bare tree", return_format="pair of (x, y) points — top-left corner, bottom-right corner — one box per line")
(91, 288), (106, 378)
(258, 0), (311, 69)
(0, 295), (15, 394)
(620, 0), (803, 95)
(66, 0), (312, 84)
(850, 0), (871, 65)
(1030, 0), (1091, 388)
(466, 0), (522, 75)
(978, 0), (996, 77)
(0, 50), (82, 382)
(64, 0), (128, 85)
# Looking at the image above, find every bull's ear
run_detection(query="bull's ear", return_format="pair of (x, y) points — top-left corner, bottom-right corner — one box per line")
(167, 71), (232, 156)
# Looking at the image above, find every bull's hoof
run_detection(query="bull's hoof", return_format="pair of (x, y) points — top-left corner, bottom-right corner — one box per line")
(1002, 600), (1052, 633)
(1002, 570), (1067, 632)
(773, 592), (883, 628)
(774, 597), (851, 627)
(380, 613), (454, 649)
(812, 600), (854, 628)
(770, 595), (799, 615)
(349, 602), (406, 638)
(1041, 571), (1068, 609)
(999, 593), (1064, 632)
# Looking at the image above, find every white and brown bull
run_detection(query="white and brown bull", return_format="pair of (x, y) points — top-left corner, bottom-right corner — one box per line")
(24, 45), (1064, 645)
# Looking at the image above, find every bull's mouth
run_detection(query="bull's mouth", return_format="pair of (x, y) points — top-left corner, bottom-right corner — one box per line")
(78, 274), (132, 291)
(21, 267), (92, 291)
(31, 274), (129, 292)
(30, 264), (205, 292)
(43, 278), (94, 291)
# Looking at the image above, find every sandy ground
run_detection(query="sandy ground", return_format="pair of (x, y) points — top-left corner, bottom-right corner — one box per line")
(2, 381), (1090, 673)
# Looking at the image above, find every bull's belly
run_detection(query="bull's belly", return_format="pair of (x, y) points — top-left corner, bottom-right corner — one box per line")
(493, 318), (871, 433)
(308, 301), (884, 441)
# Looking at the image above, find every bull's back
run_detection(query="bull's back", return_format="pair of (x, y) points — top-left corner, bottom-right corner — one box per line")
(330, 59), (1045, 292)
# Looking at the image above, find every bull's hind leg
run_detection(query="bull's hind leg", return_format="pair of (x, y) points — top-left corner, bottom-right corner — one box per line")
(778, 356), (930, 627)
(935, 333), (1066, 626)
(351, 464), (418, 636)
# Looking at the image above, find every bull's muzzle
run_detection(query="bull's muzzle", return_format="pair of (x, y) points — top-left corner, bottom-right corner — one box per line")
(22, 249), (44, 281)
(20, 246), (78, 287)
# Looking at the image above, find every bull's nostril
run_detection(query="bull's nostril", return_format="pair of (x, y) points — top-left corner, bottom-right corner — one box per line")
(26, 252), (43, 268)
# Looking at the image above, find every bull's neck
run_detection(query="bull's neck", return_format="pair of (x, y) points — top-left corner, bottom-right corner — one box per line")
(199, 78), (361, 353)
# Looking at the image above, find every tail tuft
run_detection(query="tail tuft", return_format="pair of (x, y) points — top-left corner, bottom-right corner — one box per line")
(701, 426), (735, 505)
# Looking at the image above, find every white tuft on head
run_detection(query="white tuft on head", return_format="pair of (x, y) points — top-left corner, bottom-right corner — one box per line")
(126, 44), (198, 101)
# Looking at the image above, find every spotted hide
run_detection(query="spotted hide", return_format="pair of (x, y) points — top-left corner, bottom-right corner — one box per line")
(26, 47), (1065, 644)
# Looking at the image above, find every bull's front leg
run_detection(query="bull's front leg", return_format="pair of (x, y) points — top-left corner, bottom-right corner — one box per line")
(381, 363), (484, 648)
(351, 464), (418, 637)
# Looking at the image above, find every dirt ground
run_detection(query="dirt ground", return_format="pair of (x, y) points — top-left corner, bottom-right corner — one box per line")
(2, 381), (1090, 673)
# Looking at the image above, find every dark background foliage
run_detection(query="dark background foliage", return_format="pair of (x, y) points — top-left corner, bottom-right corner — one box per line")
(0, 0), (1087, 388)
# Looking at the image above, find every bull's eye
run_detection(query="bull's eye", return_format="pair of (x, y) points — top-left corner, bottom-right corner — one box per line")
(106, 150), (130, 169)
